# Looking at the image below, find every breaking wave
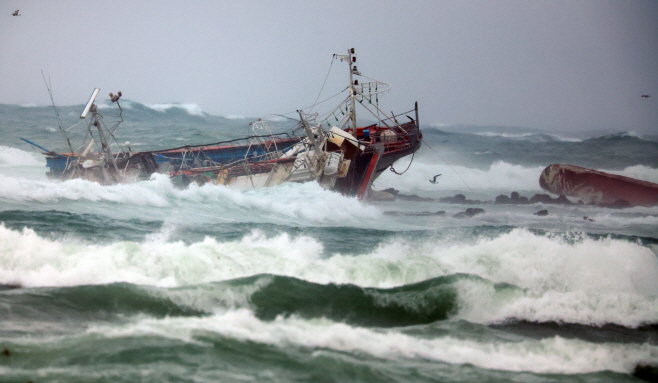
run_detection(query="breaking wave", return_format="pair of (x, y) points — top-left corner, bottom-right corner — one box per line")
(146, 103), (205, 116)
(376, 160), (658, 195)
(97, 311), (656, 375)
(0, 224), (655, 328)
(0, 146), (44, 168)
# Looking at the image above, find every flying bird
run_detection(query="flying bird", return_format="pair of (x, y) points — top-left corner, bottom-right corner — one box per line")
(12, 10), (20, 16)
(641, 95), (650, 98)
(429, 174), (441, 184)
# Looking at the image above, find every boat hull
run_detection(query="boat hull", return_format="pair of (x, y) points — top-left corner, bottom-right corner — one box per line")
(539, 164), (658, 207)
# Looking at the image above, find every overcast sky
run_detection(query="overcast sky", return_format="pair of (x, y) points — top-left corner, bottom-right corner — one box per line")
(1, 1), (657, 134)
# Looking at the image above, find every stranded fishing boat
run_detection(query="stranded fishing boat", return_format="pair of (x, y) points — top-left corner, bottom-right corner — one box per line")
(25, 48), (422, 199)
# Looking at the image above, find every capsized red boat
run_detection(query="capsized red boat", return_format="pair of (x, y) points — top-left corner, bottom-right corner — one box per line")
(539, 164), (658, 207)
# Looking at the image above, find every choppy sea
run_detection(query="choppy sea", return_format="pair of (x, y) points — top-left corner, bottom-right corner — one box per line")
(0, 101), (657, 382)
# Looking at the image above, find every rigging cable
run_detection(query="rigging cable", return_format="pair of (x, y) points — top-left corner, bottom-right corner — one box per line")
(41, 70), (74, 154)
(422, 141), (473, 193)
(308, 55), (336, 114)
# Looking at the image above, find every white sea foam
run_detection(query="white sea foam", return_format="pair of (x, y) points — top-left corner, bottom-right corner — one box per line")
(0, 174), (169, 206)
(0, 146), (45, 168)
(375, 160), (658, 195)
(412, 228), (658, 327)
(88, 310), (658, 375)
(1, 224), (656, 327)
(473, 131), (582, 142)
(95, 99), (134, 110)
(146, 103), (204, 116)
(0, 173), (381, 226)
(605, 165), (658, 184)
(375, 160), (546, 194)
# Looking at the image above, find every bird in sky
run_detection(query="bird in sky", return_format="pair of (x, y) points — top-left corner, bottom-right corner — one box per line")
(429, 174), (441, 184)
(641, 95), (650, 98)
(12, 10), (20, 16)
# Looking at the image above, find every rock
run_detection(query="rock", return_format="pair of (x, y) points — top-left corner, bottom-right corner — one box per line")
(555, 195), (574, 205)
(453, 208), (485, 218)
(439, 194), (482, 204)
(381, 188), (400, 197)
(439, 194), (466, 203)
(633, 363), (658, 382)
(534, 209), (548, 216)
(529, 194), (573, 205)
(496, 192), (529, 205)
(495, 194), (511, 204)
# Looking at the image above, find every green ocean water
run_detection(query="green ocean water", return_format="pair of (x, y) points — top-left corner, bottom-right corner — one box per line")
(0, 102), (657, 382)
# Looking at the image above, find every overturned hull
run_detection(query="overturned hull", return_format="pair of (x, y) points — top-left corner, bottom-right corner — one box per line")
(539, 164), (658, 207)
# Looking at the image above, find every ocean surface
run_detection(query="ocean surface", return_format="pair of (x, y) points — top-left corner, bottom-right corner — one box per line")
(0, 101), (657, 382)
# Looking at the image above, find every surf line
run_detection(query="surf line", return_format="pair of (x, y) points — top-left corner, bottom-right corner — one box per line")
(422, 141), (473, 193)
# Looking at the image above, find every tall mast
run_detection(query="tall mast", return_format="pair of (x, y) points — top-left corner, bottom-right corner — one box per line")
(348, 48), (358, 137)
(338, 48), (360, 137)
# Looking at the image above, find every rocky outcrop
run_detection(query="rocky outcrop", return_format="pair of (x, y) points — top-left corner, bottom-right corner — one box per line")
(377, 188), (629, 208)
(453, 208), (485, 218)
(527, 193), (574, 205)
(439, 194), (482, 204)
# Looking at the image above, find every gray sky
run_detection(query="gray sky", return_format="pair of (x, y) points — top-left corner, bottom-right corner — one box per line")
(1, 1), (657, 134)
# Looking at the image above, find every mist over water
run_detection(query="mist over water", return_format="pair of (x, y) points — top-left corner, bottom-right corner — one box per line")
(0, 102), (657, 382)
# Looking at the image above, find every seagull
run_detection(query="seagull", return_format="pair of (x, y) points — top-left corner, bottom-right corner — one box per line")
(12, 10), (20, 16)
(429, 174), (441, 184)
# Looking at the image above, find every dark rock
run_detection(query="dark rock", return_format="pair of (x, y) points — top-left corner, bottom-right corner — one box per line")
(439, 194), (466, 203)
(453, 208), (485, 218)
(382, 188), (400, 197)
(534, 210), (548, 216)
(555, 195), (574, 205)
(495, 194), (511, 204)
(633, 363), (658, 382)
(495, 192), (529, 204)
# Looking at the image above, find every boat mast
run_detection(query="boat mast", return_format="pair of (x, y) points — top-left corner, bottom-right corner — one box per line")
(90, 103), (120, 181)
(338, 48), (360, 137)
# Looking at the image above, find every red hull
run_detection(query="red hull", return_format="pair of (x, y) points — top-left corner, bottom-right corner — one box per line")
(539, 164), (658, 207)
